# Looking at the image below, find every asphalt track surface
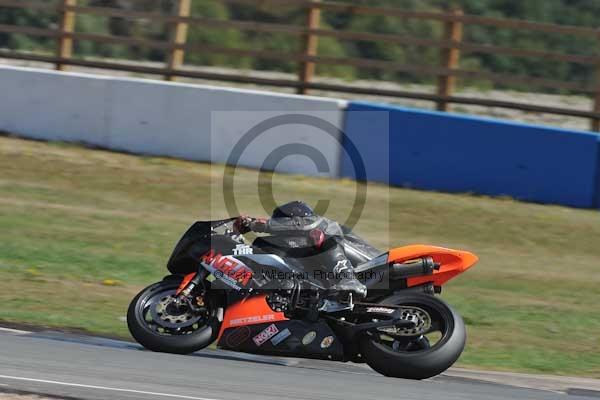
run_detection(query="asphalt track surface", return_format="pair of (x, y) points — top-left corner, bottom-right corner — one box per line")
(0, 328), (598, 400)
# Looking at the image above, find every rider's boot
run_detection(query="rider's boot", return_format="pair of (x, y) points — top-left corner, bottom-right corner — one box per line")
(328, 260), (367, 299)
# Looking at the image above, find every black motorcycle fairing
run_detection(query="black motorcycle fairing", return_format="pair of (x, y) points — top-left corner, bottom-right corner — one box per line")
(339, 225), (381, 263)
(218, 319), (344, 361)
(167, 219), (238, 274)
(167, 218), (388, 294)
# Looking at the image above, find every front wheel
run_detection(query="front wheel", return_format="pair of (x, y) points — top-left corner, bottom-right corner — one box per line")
(360, 293), (466, 379)
(127, 277), (220, 354)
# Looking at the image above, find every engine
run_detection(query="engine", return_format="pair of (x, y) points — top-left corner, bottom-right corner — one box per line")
(265, 291), (293, 313)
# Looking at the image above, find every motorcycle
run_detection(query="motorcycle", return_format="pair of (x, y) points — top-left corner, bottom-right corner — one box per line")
(127, 218), (478, 379)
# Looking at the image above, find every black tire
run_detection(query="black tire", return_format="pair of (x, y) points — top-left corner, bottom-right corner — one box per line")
(360, 293), (466, 380)
(127, 277), (220, 354)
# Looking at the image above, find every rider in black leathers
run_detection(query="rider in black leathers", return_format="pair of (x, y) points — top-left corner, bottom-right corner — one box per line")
(234, 201), (367, 299)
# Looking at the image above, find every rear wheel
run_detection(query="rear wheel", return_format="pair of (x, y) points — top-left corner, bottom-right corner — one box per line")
(127, 277), (220, 354)
(360, 293), (465, 379)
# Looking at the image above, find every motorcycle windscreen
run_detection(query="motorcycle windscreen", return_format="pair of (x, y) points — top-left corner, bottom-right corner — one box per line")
(166, 219), (235, 274)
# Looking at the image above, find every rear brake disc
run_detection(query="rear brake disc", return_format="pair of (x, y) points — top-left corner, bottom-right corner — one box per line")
(377, 306), (431, 337)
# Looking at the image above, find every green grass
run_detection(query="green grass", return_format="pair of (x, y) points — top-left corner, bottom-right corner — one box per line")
(1, 135), (599, 377)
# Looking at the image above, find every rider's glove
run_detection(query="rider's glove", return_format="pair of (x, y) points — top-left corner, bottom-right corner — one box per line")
(233, 215), (253, 234)
(250, 217), (268, 233)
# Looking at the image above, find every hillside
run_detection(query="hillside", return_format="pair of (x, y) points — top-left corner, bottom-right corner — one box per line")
(0, 0), (598, 93)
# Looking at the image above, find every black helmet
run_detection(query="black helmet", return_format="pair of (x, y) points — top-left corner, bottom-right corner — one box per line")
(272, 201), (315, 219)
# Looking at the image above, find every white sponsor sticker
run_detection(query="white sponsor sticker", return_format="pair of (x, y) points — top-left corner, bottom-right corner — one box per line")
(253, 324), (279, 346)
(366, 307), (395, 314)
(233, 244), (253, 256)
(230, 314), (276, 327)
(270, 328), (291, 346)
(302, 331), (317, 346)
(320, 335), (335, 349)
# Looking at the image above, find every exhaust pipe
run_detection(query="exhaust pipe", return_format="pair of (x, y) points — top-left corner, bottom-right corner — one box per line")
(389, 256), (440, 280)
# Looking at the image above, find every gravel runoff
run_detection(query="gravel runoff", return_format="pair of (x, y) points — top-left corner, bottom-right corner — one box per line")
(0, 57), (595, 132)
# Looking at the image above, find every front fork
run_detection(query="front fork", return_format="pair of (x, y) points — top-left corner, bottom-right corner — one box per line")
(174, 269), (224, 323)
(174, 269), (206, 310)
(176, 272), (199, 296)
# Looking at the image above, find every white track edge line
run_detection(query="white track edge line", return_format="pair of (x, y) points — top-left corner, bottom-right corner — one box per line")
(0, 375), (221, 400)
(0, 327), (30, 335)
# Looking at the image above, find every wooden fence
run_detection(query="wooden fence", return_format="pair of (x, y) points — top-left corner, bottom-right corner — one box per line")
(1, 0), (600, 131)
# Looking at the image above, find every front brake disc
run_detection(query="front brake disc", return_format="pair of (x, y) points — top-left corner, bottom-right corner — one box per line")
(149, 293), (202, 329)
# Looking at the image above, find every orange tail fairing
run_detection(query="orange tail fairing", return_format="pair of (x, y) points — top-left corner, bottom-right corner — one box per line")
(387, 245), (478, 287)
(218, 294), (288, 339)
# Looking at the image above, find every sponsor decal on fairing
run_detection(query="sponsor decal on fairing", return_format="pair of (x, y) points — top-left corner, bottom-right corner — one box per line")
(233, 244), (253, 256)
(225, 326), (251, 348)
(320, 336), (335, 349)
(253, 324), (279, 346)
(366, 307), (395, 314)
(200, 249), (253, 290)
(270, 328), (291, 346)
(302, 331), (317, 346)
(229, 314), (276, 327)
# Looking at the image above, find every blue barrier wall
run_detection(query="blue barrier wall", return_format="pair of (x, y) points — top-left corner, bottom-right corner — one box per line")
(341, 102), (600, 209)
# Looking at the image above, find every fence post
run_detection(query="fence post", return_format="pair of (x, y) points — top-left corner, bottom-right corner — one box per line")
(56, 0), (77, 71)
(297, 0), (321, 95)
(165, 0), (191, 81)
(592, 65), (600, 132)
(437, 9), (464, 112)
